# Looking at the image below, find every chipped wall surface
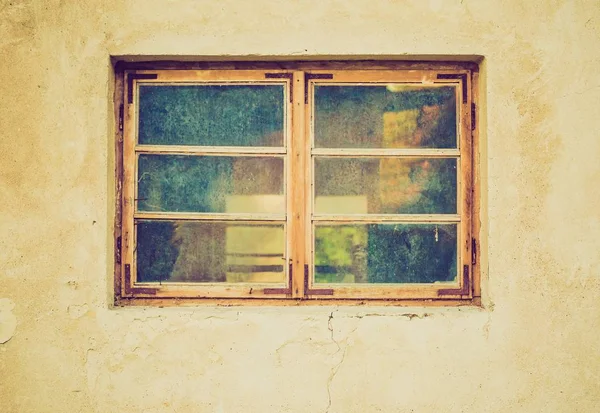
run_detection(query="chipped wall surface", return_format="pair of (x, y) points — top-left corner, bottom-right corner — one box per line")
(1, 0), (600, 412)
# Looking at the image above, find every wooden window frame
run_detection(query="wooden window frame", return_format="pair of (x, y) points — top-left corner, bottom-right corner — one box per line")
(113, 60), (480, 307)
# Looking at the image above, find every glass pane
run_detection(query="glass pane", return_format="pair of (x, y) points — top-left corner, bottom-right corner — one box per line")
(138, 85), (285, 146)
(314, 157), (457, 214)
(314, 223), (457, 284)
(314, 85), (457, 148)
(136, 221), (285, 283)
(137, 155), (284, 213)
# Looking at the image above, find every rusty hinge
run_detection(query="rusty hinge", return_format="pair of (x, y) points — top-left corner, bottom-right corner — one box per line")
(471, 102), (476, 131)
(115, 236), (122, 265)
(127, 73), (158, 104)
(265, 73), (293, 103)
(436, 73), (468, 103)
(438, 265), (470, 297)
(124, 263), (130, 288)
(304, 73), (333, 104)
(304, 264), (333, 296)
(118, 104), (124, 132)
(472, 237), (477, 266)
(264, 261), (293, 295)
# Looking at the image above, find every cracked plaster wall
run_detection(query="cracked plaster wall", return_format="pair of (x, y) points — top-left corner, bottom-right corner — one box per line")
(1, 0), (600, 412)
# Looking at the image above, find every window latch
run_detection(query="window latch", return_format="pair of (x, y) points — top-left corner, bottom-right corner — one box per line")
(115, 236), (122, 264)
(118, 104), (124, 132)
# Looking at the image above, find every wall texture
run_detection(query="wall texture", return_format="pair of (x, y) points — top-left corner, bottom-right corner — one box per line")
(1, 1), (600, 411)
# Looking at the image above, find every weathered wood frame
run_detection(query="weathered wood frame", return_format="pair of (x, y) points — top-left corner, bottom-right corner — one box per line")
(113, 61), (480, 307)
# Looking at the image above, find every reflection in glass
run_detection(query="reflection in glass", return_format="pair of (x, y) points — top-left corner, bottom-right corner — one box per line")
(315, 157), (457, 214)
(136, 221), (285, 283)
(314, 224), (457, 284)
(314, 85), (457, 148)
(137, 155), (284, 213)
(139, 85), (284, 146)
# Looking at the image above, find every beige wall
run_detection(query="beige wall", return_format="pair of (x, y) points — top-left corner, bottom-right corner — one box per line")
(1, 0), (600, 411)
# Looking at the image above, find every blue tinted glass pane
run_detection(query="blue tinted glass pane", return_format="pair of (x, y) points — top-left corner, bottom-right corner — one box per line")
(314, 85), (457, 148)
(137, 155), (284, 213)
(139, 85), (284, 146)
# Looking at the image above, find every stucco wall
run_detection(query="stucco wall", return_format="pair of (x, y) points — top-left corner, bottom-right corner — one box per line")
(1, 1), (600, 412)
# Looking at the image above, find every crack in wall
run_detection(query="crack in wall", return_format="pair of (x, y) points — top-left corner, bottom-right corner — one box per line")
(325, 346), (347, 413)
(328, 311), (340, 353)
(349, 312), (434, 320)
(324, 311), (359, 413)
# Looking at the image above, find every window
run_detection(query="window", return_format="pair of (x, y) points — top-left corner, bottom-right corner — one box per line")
(114, 61), (480, 306)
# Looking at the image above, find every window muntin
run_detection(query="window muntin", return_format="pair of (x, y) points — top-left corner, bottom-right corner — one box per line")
(116, 64), (477, 304)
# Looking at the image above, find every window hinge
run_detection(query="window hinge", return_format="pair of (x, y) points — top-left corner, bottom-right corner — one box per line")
(118, 104), (124, 132)
(115, 236), (122, 265)
(471, 102), (476, 131)
(471, 237), (477, 266)
(265, 73), (293, 103)
(304, 73), (334, 104)
(304, 264), (333, 296)
(127, 73), (158, 104)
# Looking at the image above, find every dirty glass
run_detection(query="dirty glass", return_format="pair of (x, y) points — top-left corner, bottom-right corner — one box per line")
(314, 223), (457, 284)
(137, 155), (284, 214)
(136, 221), (286, 283)
(138, 85), (285, 146)
(314, 157), (457, 214)
(314, 85), (457, 148)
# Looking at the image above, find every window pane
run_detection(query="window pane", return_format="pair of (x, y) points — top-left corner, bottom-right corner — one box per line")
(314, 223), (457, 284)
(136, 221), (286, 283)
(314, 157), (457, 214)
(314, 85), (457, 148)
(138, 85), (285, 146)
(137, 155), (284, 213)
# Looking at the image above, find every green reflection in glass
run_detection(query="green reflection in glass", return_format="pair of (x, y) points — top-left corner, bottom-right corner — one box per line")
(139, 85), (284, 146)
(137, 155), (284, 213)
(136, 221), (285, 283)
(314, 85), (456, 148)
(314, 224), (457, 284)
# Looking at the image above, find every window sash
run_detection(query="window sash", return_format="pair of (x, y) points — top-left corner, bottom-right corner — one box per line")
(117, 66), (476, 303)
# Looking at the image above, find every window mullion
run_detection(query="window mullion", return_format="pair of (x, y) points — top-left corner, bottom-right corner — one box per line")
(289, 71), (307, 298)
